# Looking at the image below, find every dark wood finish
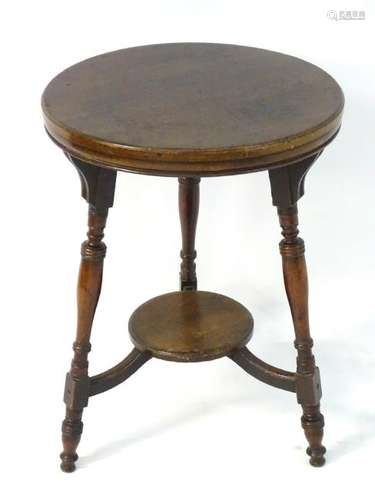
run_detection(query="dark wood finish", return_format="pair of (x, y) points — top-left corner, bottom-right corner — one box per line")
(42, 43), (344, 176)
(61, 206), (108, 472)
(179, 177), (200, 290)
(268, 153), (321, 208)
(60, 161), (116, 473)
(89, 348), (151, 396)
(228, 346), (296, 393)
(129, 291), (253, 362)
(41, 44), (344, 471)
(68, 155), (117, 210)
(276, 203), (325, 466)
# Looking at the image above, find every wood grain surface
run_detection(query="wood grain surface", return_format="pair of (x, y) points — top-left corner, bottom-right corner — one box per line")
(42, 43), (344, 176)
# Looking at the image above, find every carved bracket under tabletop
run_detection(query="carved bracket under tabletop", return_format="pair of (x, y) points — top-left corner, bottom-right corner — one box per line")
(268, 152), (322, 208)
(65, 153), (117, 210)
(228, 346), (297, 393)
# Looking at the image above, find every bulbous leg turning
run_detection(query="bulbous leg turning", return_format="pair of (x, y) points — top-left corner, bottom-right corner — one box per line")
(58, 159), (117, 472)
(60, 205), (109, 472)
(277, 203), (326, 466)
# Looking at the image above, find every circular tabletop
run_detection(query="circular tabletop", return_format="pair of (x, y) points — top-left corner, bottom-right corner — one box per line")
(42, 43), (344, 177)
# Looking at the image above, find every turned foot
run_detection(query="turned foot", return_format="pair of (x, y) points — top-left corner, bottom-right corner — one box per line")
(60, 410), (83, 472)
(60, 452), (79, 473)
(306, 446), (326, 467)
(302, 407), (326, 466)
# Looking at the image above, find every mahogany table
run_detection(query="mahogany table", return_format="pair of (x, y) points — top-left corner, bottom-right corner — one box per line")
(41, 43), (344, 472)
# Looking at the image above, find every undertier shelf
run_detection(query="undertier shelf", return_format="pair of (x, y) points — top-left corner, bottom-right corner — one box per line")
(129, 291), (253, 362)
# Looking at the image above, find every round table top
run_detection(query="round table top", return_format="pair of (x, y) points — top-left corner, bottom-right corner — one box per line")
(42, 43), (344, 177)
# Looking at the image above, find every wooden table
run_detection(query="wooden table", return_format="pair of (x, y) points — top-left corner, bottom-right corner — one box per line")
(42, 43), (344, 472)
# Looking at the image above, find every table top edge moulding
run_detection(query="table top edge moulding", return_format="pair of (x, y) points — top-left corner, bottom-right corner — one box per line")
(42, 43), (344, 176)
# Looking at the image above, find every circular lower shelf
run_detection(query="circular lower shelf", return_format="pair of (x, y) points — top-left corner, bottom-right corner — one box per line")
(129, 291), (253, 362)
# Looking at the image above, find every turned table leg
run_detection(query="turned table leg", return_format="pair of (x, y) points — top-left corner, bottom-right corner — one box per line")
(277, 204), (325, 466)
(60, 157), (117, 472)
(61, 206), (108, 471)
(269, 154), (325, 466)
(178, 177), (200, 291)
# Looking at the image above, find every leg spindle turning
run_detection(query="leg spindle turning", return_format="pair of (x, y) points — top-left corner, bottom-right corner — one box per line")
(61, 206), (109, 472)
(178, 177), (200, 290)
(278, 204), (325, 466)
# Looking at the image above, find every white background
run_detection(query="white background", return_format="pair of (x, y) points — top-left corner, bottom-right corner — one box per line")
(2, 0), (374, 498)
